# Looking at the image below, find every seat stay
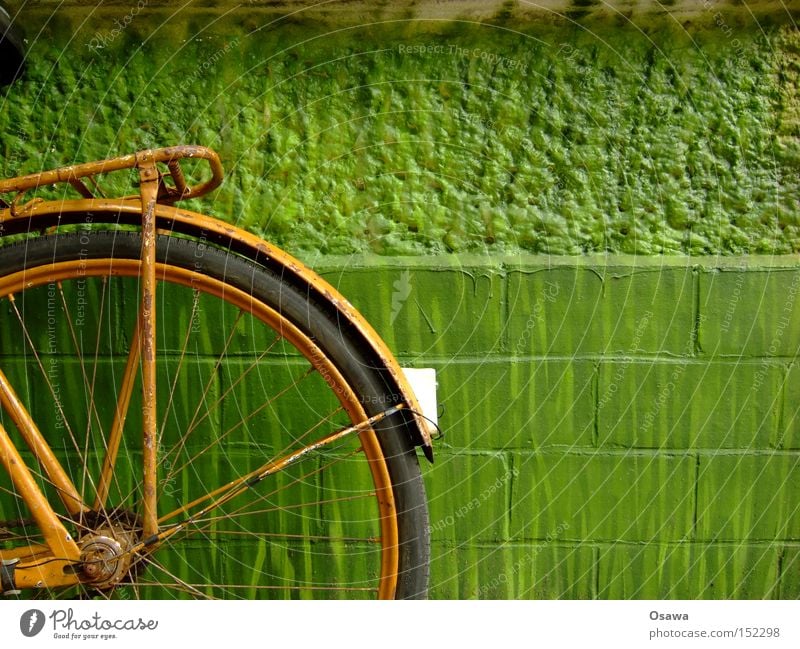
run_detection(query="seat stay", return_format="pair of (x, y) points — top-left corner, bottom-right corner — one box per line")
(0, 417), (81, 593)
(0, 367), (86, 516)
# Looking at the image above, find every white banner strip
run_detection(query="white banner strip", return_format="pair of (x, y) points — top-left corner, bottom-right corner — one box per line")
(2, 600), (799, 648)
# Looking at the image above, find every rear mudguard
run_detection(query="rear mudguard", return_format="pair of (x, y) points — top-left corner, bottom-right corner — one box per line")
(0, 199), (434, 461)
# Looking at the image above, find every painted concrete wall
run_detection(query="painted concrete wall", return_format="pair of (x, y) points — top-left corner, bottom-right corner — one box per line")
(1, 2), (799, 598)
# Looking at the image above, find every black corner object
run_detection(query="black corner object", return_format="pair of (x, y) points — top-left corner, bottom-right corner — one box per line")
(0, 5), (25, 86)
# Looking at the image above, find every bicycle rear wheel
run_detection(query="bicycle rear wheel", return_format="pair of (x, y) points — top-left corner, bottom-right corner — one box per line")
(0, 229), (429, 599)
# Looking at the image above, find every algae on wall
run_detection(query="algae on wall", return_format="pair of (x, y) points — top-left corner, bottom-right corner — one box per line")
(0, 12), (797, 257)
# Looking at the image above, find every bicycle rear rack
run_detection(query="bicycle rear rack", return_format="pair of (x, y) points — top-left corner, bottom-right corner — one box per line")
(0, 144), (224, 218)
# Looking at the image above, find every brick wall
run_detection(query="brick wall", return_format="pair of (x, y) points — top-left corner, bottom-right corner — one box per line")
(319, 256), (800, 597)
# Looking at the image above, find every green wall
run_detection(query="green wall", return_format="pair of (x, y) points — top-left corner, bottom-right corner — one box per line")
(1, 3), (799, 598)
(2, 9), (799, 255)
(322, 254), (800, 597)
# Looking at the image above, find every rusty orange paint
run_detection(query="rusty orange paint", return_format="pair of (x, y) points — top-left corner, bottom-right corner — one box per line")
(0, 419), (81, 589)
(137, 156), (160, 541)
(0, 368), (86, 516)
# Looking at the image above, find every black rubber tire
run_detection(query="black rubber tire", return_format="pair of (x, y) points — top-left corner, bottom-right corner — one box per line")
(0, 230), (430, 599)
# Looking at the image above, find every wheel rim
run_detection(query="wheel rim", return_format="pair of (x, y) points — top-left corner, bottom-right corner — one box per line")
(0, 253), (400, 599)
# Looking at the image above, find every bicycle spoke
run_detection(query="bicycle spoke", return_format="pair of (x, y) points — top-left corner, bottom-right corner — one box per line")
(166, 365), (316, 481)
(79, 276), (110, 520)
(164, 324), (279, 464)
(133, 582), (377, 593)
(0, 530), (44, 544)
(56, 282), (106, 466)
(0, 408), (85, 517)
(144, 556), (216, 600)
(185, 446), (363, 528)
(93, 316), (141, 511)
(157, 288), (215, 446)
(105, 360), (328, 532)
(157, 412), (363, 525)
(115, 362), (325, 515)
(136, 407), (400, 554)
(168, 409), (350, 523)
(191, 491), (377, 526)
(54, 278), (126, 533)
(172, 530), (379, 542)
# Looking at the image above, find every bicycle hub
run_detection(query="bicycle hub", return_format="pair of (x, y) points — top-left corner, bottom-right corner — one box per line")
(79, 523), (136, 589)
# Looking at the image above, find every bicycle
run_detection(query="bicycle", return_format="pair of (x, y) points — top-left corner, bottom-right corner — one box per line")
(0, 145), (434, 599)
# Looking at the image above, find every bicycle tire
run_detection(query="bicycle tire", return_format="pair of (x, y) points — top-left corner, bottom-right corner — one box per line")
(0, 229), (430, 599)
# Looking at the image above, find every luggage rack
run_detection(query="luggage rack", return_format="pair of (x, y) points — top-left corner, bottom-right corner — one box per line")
(0, 145), (224, 217)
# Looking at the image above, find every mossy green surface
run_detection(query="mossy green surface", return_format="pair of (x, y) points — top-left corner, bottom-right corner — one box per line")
(0, 16), (797, 256)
